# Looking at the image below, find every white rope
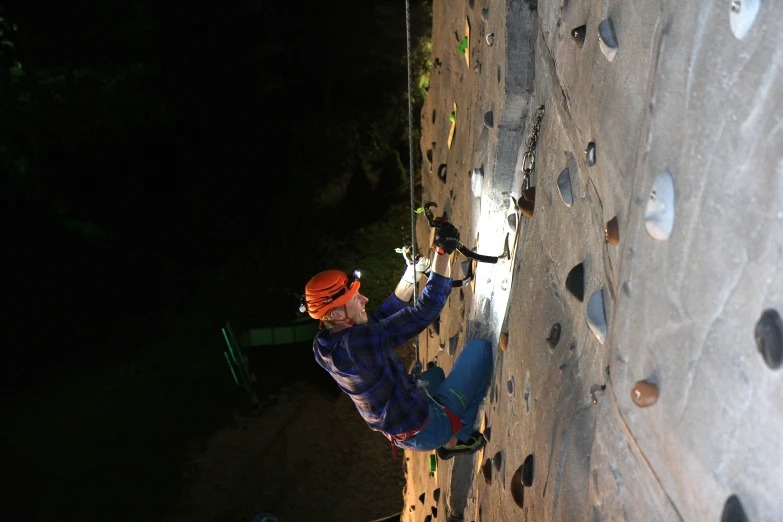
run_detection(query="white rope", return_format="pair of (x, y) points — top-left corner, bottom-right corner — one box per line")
(404, 0), (420, 364)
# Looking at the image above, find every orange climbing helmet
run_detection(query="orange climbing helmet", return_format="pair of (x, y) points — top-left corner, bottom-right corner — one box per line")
(301, 269), (361, 320)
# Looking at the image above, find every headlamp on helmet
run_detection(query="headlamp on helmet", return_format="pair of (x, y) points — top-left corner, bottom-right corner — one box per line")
(300, 269), (362, 319)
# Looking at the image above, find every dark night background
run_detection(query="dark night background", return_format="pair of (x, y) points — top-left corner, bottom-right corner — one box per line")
(1, 1), (432, 521)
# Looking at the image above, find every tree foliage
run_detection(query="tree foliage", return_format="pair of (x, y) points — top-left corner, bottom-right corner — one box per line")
(1, 1), (434, 374)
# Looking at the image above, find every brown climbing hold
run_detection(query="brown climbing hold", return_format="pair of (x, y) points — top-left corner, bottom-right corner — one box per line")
(605, 216), (619, 246)
(631, 380), (659, 407)
(510, 465), (525, 508)
(500, 331), (509, 351)
(482, 458), (493, 485)
(518, 196), (535, 218)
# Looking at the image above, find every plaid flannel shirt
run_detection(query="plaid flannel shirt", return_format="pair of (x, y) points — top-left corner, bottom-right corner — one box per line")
(313, 272), (452, 436)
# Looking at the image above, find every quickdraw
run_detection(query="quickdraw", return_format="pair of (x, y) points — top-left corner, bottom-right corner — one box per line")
(521, 105), (545, 193)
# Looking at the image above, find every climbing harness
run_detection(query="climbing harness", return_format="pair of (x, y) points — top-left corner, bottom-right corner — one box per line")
(521, 105), (546, 193)
(384, 381), (464, 458)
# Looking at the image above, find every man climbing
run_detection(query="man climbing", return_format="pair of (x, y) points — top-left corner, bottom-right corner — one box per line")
(302, 221), (493, 459)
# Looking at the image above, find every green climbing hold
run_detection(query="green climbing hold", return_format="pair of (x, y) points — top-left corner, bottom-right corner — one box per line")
(457, 36), (468, 54)
(449, 112), (456, 123)
(429, 454), (437, 473)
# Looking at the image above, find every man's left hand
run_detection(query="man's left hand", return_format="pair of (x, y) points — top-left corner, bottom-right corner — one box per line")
(402, 255), (432, 284)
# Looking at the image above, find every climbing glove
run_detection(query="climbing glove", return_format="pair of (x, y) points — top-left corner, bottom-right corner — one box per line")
(434, 222), (460, 255)
(402, 252), (432, 284)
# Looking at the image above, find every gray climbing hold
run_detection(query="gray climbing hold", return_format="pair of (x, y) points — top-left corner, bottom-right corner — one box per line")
(506, 375), (515, 397)
(565, 263), (585, 302)
(460, 260), (472, 278)
(448, 333), (459, 356)
(755, 309), (783, 370)
(730, 0), (759, 41)
(484, 110), (494, 129)
(557, 167), (573, 207)
(571, 25), (586, 48)
(586, 288), (607, 345)
(471, 166), (484, 197)
(645, 170), (675, 240)
(721, 494), (748, 522)
(481, 8), (489, 22)
(598, 18), (618, 62)
(585, 142), (596, 166)
(523, 371), (531, 413)
(507, 212), (517, 232)
(546, 323), (561, 348)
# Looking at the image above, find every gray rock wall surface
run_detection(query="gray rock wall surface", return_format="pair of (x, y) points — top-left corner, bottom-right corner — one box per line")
(404, 1), (782, 521)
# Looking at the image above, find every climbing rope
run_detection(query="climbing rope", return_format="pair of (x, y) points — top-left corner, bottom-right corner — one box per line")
(404, 0), (420, 364)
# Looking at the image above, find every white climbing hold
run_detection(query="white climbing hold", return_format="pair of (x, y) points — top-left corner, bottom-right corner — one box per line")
(598, 18), (618, 62)
(645, 170), (675, 240)
(471, 166), (484, 197)
(586, 288), (608, 345)
(585, 142), (596, 166)
(557, 167), (573, 207)
(506, 212), (517, 233)
(730, 0), (759, 40)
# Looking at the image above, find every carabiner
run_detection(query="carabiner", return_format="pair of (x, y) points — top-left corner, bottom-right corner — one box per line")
(522, 151), (535, 174)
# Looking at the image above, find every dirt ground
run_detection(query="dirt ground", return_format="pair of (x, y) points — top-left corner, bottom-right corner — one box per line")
(168, 344), (417, 522)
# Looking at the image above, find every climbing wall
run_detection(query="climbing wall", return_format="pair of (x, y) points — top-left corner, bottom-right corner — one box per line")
(405, 0), (782, 521)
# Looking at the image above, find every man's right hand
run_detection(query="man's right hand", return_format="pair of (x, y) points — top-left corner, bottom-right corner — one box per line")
(434, 223), (460, 255)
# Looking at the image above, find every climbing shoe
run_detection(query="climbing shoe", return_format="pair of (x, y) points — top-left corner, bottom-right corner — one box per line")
(436, 431), (486, 460)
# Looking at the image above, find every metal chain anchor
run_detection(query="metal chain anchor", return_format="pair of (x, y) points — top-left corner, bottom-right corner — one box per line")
(521, 104), (545, 193)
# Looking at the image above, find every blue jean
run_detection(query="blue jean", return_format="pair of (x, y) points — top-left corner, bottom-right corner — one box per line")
(397, 338), (493, 451)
